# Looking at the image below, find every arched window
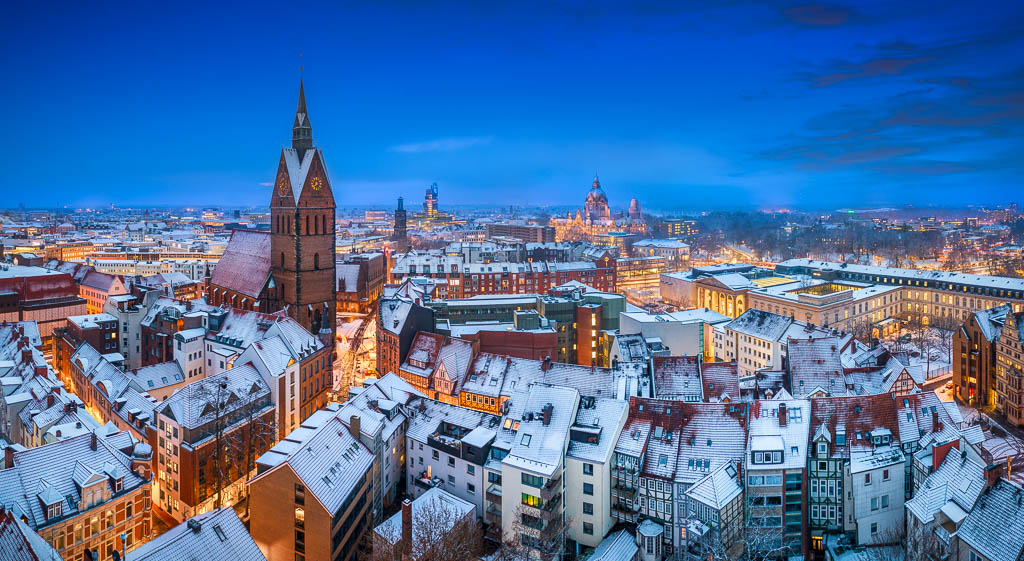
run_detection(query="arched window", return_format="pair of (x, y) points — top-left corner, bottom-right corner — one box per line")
(287, 218), (291, 234)
(306, 216), (310, 235)
(280, 252), (285, 268)
(314, 253), (320, 270)
(314, 215), (320, 235)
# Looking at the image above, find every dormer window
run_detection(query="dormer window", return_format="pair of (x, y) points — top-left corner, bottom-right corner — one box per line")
(818, 442), (827, 457)
(753, 451), (782, 464)
(114, 477), (123, 493)
(47, 502), (62, 520)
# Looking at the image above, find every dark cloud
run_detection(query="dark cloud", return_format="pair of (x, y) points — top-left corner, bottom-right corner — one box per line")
(782, 3), (857, 27)
(806, 57), (933, 87)
(758, 68), (1024, 179)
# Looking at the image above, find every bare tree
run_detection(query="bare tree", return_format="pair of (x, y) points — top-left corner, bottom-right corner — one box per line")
(686, 519), (792, 561)
(487, 503), (571, 561)
(193, 377), (274, 513)
(223, 385), (276, 519)
(372, 497), (485, 561)
(904, 519), (948, 561)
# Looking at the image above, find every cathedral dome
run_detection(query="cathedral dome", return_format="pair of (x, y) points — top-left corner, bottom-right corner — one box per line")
(584, 174), (611, 221)
(585, 176), (608, 206)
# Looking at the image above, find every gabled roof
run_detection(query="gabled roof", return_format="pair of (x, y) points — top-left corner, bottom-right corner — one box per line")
(789, 336), (849, 398)
(686, 460), (742, 510)
(614, 398), (748, 484)
(375, 487), (475, 546)
(157, 364), (270, 432)
(725, 309), (793, 341)
(0, 431), (145, 530)
(251, 415), (373, 516)
(129, 507), (266, 561)
(906, 448), (985, 525)
(652, 356), (703, 401)
(0, 510), (62, 561)
(209, 230), (272, 298)
(702, 362), (739, 402)
(957, 479), (1024, 561)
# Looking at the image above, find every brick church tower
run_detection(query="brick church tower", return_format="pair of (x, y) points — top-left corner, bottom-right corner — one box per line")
(270, 80), (337, 352)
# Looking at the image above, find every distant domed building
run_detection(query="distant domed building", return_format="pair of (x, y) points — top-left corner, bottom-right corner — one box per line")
(550, 174), (647, 242)
(584, 176), (611, 221)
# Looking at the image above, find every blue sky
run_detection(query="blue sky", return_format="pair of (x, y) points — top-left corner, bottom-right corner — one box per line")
(2, 1), (1022, 210)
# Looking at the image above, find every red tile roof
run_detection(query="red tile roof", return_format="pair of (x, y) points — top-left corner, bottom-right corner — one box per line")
(210, 230), (272, 298)
(702, 361), (739, 401)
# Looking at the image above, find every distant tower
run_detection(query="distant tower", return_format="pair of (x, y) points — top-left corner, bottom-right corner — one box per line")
(629, 198), (642, 220)
(269, 78), (337, 347)
(393, 196), (408, 250)
(424, 182), (438, 218)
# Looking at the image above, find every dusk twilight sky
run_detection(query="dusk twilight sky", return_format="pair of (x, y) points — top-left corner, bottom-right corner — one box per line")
(2, 1), (1023, 210)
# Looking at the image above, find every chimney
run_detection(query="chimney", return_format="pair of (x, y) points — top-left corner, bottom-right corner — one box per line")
(4, 446), (14, 468)
(401, 498), (413, 556)
(542, 356), (551, 372)
(349, 415), (361, 440)
(46, 393), (55, 408)
(932, 410), (940, 432)
(778, 403), (787, 427)
(542, 403), (553, 426)
(90, 431), (98, 451)
(21, 348), (31, 364)
(735, 462), (743, 486)
(984, 463), (1004, 488)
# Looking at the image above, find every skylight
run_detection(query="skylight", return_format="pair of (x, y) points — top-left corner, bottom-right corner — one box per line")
(521, 434), (531, 446)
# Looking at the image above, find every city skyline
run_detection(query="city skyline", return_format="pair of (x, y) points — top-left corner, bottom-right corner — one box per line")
(3, 1), (1023, 209)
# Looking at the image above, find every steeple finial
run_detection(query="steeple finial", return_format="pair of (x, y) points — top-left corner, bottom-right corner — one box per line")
(292, 73), (313, 159)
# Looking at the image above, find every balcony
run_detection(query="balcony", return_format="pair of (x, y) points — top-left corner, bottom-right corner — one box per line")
(485, 503), (502, 526)
(540, 493), (562, 517)
(428, 433), (463, 458)
(540, 475), (562, 500)
(413, 471), (443, 490)
(612, 502), (640, 523)
(486, 484), (502, 505)
(612, 481), (638, 501)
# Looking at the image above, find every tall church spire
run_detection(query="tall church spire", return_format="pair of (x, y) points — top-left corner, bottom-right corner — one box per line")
(292, 78), (313, 159)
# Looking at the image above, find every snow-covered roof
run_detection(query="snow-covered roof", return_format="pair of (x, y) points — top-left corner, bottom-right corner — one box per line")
(374, 487), (475, 545)
(957, 479), (1024, 561)
(685, 460), (742, 510)
(129, 507), (265, 561)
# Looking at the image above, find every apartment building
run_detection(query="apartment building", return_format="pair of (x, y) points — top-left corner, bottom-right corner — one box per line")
(564, 397), (628, 550)
(612, 398), (749, 558)
(0, 430), (153, 561)
(152, 365), (275, 522)
(715, 308), (831, 377)
(995, 310), (1024, 426)
(334, 374), (425, 523)
(745, 396), (811, 558)
(499, 385), (578, 559)
(52, 313), (119, 381)
(405, 398), (498, 517)
(953, 304), (1010, 407)
(250, 411), (374, 561)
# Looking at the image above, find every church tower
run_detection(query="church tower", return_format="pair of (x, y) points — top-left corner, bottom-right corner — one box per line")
(270, 79), (337, 350)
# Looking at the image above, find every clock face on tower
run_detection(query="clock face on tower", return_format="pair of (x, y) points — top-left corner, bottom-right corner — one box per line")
(310, 176), (323, 191)
(277, 175), (289, 196)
